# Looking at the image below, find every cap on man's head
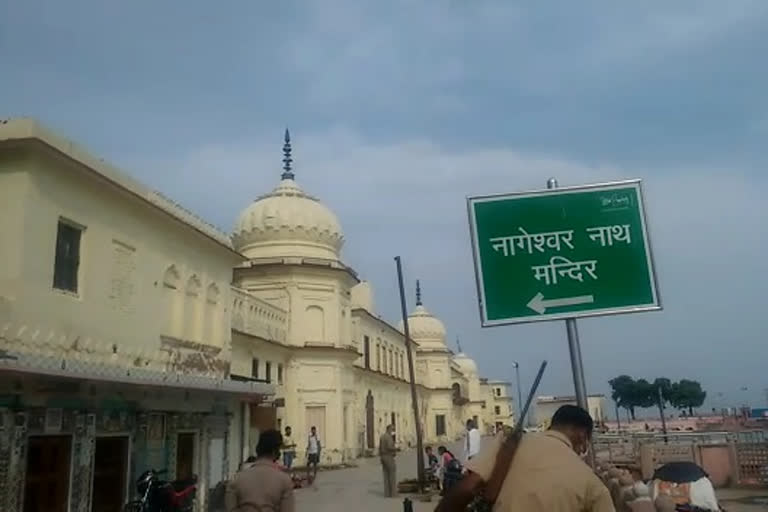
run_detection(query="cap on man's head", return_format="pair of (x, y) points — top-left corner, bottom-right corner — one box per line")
(550, 404), (594, 434)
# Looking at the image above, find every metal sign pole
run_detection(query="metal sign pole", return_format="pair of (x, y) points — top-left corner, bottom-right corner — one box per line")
(513, 362), (523, 426)
(394, 256), (426, 491)
(658, 386), (669, 444)
(547, 178), (594, 467)
(546, 177), (590, 412)
(565, 317), (589, 413)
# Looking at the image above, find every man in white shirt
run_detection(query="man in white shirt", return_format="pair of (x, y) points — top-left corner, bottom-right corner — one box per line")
(306, 426), (322, 484)
(464, 419), (481, 462)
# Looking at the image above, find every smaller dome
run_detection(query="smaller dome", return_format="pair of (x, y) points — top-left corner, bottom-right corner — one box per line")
(401, 305), (447, 341)
(397, 280), (448, 351)
(453, 352), (478, 375)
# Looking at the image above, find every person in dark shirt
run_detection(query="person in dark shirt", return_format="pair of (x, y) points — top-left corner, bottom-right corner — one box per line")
(437, 446), (462, 493)
(425, 446), (439, 487)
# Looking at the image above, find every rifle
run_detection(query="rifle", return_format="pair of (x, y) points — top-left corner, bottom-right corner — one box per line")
(467, 360), (548, 512)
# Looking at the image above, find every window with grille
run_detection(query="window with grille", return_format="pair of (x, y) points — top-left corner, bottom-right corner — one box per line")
(435, 415), (446, 436)
(383, 346), (388, 374)
(53, 220), (83, 293)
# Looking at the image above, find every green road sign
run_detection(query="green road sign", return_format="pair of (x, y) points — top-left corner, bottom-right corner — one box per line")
(467, 180), (661, 326)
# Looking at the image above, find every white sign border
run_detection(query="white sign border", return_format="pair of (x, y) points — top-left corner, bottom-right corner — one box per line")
(467, 179), (663, 327)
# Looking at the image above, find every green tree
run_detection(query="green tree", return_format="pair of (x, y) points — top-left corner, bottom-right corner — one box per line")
(633, 379), (657, 409)
(653, 378), (673, 402)
(652, 377), (673, 420)
(609, 375), (638, 419)
(670, 379), (707, 416)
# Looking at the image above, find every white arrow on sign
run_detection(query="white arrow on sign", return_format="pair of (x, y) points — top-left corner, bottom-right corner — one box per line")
(527, 292), (595, 314)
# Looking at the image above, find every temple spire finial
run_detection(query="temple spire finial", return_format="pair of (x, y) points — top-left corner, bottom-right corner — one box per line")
(415, 279), (422, 306)
(281, 128), (294, 180)
(456, 337), (463, 353)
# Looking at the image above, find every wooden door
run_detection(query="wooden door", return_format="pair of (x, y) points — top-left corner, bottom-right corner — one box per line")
(342, 406), (349, 449)
(305, 406), (326, 447)
(23, 436), (72, 512)
(176, 433), (196, 480)
(91, 436), (129, 512)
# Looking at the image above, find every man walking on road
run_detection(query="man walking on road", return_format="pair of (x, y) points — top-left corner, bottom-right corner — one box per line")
(379, 424), (398, 498)
(306, 426), (321, 484)
(464, 419), (481, 462)
(282, 426), (296, 469)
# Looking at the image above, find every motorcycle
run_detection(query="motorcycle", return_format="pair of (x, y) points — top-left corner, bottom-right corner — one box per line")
(123, 469), (198, 512)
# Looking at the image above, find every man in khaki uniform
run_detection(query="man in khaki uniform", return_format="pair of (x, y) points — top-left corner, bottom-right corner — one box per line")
(226, 429), (295, 512)
(379, 424), (398, 498)
(438, 405), (614, 512)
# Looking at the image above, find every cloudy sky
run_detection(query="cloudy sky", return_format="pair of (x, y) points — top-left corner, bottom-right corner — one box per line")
(2, 0), (767, 412)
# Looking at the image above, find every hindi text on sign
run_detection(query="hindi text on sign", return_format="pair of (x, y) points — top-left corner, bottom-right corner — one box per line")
(489, 228), (574, 257)
(585, 224), (631, 247)
(532, 256), (598, 286)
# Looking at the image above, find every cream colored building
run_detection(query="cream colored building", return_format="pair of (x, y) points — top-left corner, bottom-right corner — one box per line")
(480, 379), (516, 433)
(0, 120), (507, 512)
(0, 119), (275, 512)
(533, 394), (607, 428)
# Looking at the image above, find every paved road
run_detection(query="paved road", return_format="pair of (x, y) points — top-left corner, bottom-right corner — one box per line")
(294, 442), (461, 512)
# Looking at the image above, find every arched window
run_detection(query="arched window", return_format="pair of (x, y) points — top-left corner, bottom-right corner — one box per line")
(184, 275), (202, 341)
(206, 283), (220, 304)
(382, 344), (388, 374)
(186, 274), (201, 296)
(163, 265), (181, 289)
(305, 305), (325, 342)
(452, 382), (462, 399)
(204, 283), (221, 346)
(162, 265), (182, 338)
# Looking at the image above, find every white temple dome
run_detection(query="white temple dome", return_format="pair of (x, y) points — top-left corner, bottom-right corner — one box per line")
(397, 281), (448, 351)
(453, 352), (478, 375)
(232, 130), (344, 260)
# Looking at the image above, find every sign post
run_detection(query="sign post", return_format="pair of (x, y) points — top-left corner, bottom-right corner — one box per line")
(544, 177), (591, 418)
(467, 178), (661, 440)
(394, 256), (426, 491)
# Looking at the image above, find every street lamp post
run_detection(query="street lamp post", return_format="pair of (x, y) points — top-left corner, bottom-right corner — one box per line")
(513, 362), (523, 427)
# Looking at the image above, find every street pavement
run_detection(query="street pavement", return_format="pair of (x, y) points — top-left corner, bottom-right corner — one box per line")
(294, 442), (460, 512)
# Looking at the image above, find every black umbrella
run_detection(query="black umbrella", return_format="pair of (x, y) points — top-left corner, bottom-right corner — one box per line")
(653, 462), (709, 483)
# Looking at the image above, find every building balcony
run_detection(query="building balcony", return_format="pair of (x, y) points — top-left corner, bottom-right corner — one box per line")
(230, 287), (288, 343)
(453, 395), (470, 406)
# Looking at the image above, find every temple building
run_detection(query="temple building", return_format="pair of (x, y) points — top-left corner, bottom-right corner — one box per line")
(0, 120), (514, 512)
